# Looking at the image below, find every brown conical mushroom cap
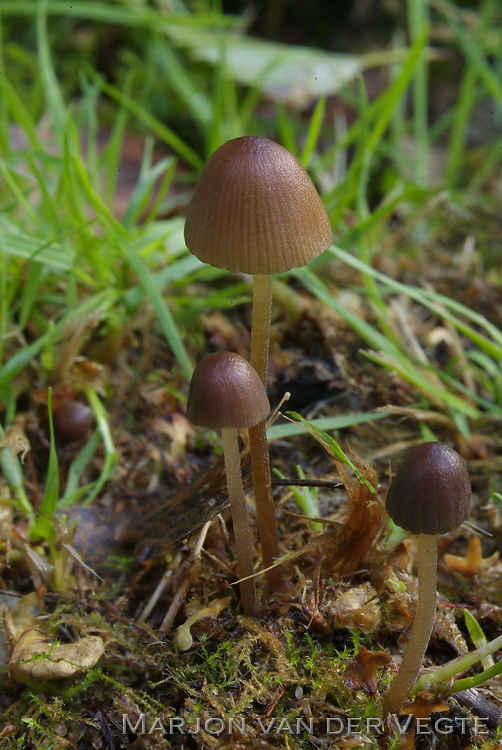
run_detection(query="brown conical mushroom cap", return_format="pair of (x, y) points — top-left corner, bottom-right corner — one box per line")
(184, 136), (332, 275)
(187, 352), (270, 430)
(386, 442), (472, 535)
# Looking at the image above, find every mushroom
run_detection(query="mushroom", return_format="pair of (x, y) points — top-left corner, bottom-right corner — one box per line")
(187, 351), (270, 616)
(383, 442), (472, 716)
(184, 136), (332, 587)
(53, 400), (94, 442)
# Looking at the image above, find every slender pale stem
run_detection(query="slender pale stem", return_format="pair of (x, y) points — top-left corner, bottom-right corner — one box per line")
(249, 274), (281, 590)
(383, 533), (438, 717)
(220, 427), (257, 617)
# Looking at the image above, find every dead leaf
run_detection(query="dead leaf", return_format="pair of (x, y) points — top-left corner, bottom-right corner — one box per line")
(330, 582), (381, 631)
(387, 540), (413, 573)
(202, 311), (250, 356)
(400, 693), (449, 718)
(9, 630), (104, 681)
(344, 645), (391, 695)
(3, 592), (104, 682)
(50, 314), (101, 382)
(433, 610), (468, 655)
(0, 419), (30, 462)
(2, 592), (41, 641)
(165, 25), (362, 108)
(298, 451), (386, 577)
(150, 413), (194, 464)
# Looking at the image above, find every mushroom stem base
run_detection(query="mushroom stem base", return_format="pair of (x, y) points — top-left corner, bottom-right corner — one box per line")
(383, 533), (438, 717)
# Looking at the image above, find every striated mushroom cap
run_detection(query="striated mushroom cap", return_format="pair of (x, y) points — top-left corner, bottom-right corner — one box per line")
(385, 442), (472, 535)
(187, 352), (270, 430)
(184, 136), (332, 275)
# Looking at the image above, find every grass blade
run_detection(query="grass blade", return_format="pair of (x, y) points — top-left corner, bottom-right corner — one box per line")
(285, 411), (376, 493)
(31, 389), (59, 540)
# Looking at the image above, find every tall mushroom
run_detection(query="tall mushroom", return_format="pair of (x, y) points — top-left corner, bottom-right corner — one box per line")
(187, 351), (270, 617)
(184, 136), (332, 588)
(383, 442), (472, 716)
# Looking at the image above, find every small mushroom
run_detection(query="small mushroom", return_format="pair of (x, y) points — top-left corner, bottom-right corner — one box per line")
(383, 442), (472, 716)
(187, 352), (270, 616)
(184, 136), (332, 589)
(53, 400), (94, 442)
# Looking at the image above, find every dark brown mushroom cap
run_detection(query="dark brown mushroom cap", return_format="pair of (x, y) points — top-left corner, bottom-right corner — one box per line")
(187, 352), (270, 429)
(184, 136), (332, 275)
(385, 442), (471, 535)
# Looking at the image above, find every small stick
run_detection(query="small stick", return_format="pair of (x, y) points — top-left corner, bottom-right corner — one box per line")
(158, 521), (211, 634)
